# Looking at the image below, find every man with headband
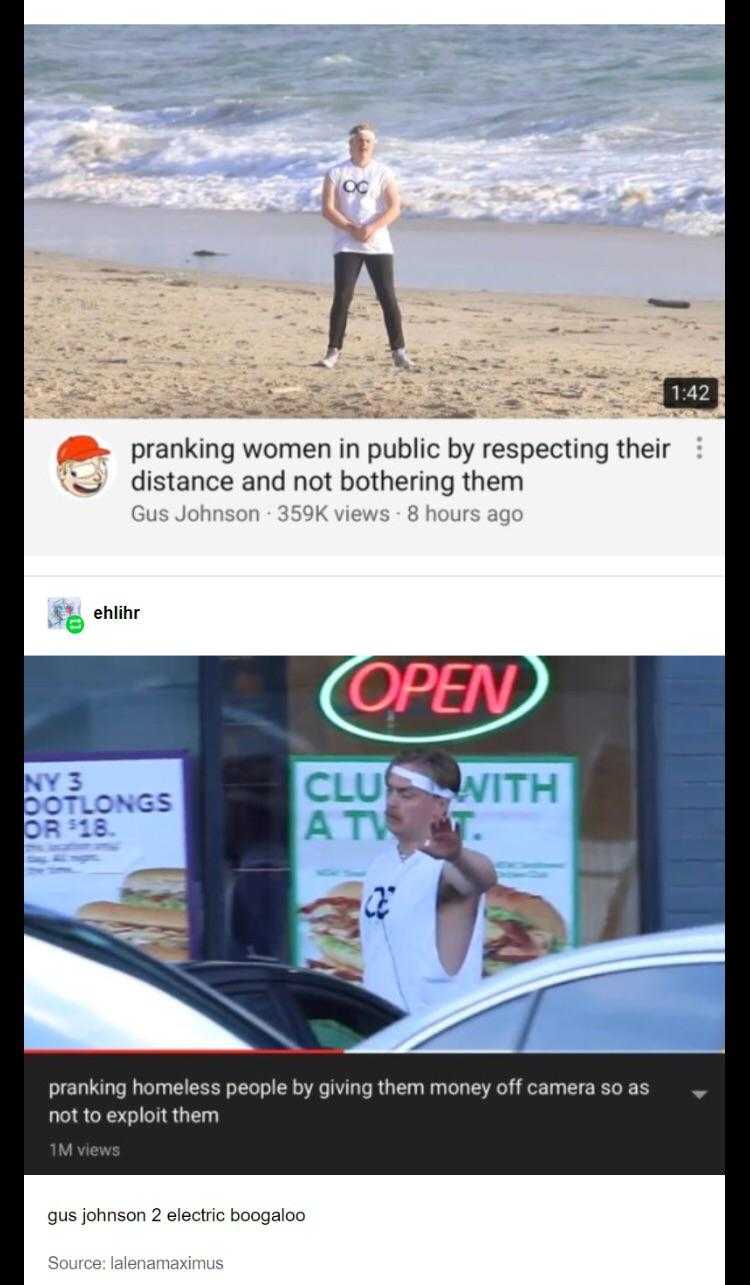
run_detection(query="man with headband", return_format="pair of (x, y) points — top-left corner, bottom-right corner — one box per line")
(360, 749), (496, 1014)
(319, 123), (414, 371)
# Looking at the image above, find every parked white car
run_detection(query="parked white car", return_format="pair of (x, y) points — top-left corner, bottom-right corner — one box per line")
(352, 924), (725, 1052)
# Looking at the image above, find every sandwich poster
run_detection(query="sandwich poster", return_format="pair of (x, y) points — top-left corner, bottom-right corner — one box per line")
(290, 755), (578, 983)
(23, 752), (192, 961)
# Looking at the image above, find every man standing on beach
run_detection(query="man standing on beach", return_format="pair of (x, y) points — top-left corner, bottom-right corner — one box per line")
(319, 123), (414, 371)
(360, 749), (496, 1014)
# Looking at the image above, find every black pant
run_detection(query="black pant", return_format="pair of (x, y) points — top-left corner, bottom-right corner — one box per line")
(329, 252), (405, 351)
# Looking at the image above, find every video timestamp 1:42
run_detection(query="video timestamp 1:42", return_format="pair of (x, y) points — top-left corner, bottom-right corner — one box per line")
(663, 377), (719, 408)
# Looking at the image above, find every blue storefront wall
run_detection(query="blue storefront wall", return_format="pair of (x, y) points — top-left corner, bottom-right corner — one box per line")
(637, 657), (725, 931)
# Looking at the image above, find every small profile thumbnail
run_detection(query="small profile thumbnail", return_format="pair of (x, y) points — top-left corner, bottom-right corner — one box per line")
(47, 597), (81, 629)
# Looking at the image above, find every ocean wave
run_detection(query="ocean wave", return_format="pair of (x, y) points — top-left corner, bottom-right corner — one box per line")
(24, 96), (725, 235)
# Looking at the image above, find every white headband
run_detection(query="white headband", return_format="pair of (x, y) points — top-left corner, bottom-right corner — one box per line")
(388, 766), (456, 800)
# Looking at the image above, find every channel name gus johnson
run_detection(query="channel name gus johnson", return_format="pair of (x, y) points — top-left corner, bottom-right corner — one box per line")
(131, 504), (262, 523)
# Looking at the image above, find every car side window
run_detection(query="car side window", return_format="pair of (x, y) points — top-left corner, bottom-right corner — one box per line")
(292, 986), (390, 1049)
(523, 963), (724, 1052)
(413, 994), (535, 1051)
(223, 985), (293, 1040)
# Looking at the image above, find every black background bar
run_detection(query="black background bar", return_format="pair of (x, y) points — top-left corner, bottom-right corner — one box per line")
(25, 1052), (724, 1176)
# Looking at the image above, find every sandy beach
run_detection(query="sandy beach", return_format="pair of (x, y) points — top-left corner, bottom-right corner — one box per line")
(25, 248), (724, 420)
(25, 24), (724, 421)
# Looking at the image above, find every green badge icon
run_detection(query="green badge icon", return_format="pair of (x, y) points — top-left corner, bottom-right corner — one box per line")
(66, 614), (84, 635)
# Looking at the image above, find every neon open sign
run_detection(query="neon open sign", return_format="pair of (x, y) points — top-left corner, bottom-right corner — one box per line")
(319, 656), (550, 744)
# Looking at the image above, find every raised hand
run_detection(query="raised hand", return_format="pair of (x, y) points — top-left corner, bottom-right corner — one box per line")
(420, 816), (462, 863)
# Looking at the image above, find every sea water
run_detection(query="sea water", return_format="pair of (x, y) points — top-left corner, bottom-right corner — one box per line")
(24, 24), (724, 236)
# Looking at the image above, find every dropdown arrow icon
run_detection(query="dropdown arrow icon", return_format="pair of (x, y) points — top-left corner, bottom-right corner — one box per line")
(692, 1090), (708, 1100)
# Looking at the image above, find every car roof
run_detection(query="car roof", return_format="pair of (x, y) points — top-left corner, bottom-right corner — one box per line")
(351, 923), (725, 1052)
(25, 935), (251, 1050)
(24, 906), (297, 1049)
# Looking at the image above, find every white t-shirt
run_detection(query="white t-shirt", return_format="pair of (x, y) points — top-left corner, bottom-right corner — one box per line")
(360, 843), (485, 1014)
(326, 159), (396, 255)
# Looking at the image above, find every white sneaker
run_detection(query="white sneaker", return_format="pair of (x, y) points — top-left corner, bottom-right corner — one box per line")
(393, 348), (415, 370)
(319, 347), (340, 369)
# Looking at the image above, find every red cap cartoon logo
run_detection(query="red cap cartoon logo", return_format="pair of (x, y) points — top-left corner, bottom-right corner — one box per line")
(56, 435), (111, 498)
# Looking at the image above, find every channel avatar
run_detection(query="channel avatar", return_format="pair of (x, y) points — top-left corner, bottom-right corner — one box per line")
(47, 597), (81, 629)
(56, 435), (110, 498)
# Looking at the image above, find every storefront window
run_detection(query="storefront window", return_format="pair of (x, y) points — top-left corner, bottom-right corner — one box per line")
(24, 656), (639, 968)
(24, 657), (201, 756)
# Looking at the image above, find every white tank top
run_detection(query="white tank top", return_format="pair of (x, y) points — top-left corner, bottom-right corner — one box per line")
(360, 844), (485, 1015)
(327, 159), (395, 255)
